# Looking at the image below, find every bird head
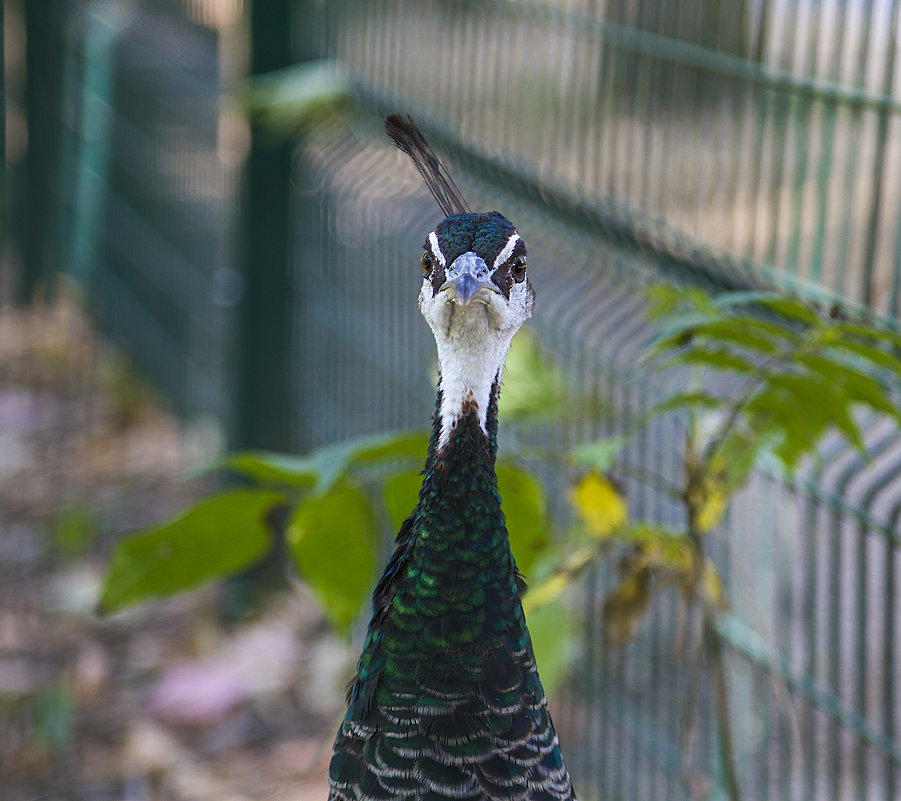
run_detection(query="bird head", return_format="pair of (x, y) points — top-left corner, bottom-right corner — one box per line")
(418, 211), (534, 348)
(385, 113), (534, 444)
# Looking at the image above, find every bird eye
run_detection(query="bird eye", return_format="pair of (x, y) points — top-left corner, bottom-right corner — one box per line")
(421, 252), (434, 277)
(510, 256), (527, 283)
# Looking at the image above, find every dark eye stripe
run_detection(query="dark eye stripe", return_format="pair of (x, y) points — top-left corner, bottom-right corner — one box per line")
(430, 264), (447, 296)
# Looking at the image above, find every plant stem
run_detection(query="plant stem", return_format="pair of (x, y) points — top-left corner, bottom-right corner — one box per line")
(705, 604), (741, 801)
(686, 493), (741, 801)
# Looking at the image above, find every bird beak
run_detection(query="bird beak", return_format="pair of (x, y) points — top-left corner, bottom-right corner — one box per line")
(441, 251), (499, 305)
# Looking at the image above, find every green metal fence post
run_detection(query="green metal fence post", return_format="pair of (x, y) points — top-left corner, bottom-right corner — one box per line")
(227, 0), (299, 616)
(21, 1), (53, 302)
(0, 2), (6, 259)
(234, 1), (294, 452)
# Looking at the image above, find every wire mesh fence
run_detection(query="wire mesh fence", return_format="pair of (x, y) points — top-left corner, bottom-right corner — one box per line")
(15, 0), (901, 799)
(298, 2), (901, 798)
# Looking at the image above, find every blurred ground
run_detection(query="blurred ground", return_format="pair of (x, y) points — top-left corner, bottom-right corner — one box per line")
(0, 288), (349, 801)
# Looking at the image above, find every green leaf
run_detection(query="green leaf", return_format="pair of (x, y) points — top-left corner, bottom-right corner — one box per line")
(646, 285), (712, 320)
(827, 337), (901, 377)
(838, 322), (901, 350)
(710, 290), (784, 310)
(224, 451), (318, 488)
(709, 427), (768, 492)
(658, 346), (758, 374)
(709, 291), (822, 325)
(644, 311), (716, 354)
(646, 284), (685, 320)
(756, 295), (822, 325)
(697, 317), (801, 351)
(772, 373), (865, 453)
(745, 376), (848, 469)
(225, 430), (428, 492)
(652, 391), (726, 416)
(242, 60), (350, 138)
(524, 598), (578, 693)
(798, 354), (900, 419)
(382, 469), (424, 531)
(287, 483), (377, 634)
(497, 462), (551, 579)
(614, 524), (690, 565)
(350, 430), (431, 464)
(571, 435), (629, 472)
(98, 489), (283, 614)
(35, 685), (74, 752)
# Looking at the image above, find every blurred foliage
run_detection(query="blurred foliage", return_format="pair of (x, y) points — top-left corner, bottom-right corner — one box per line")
(97, 489), (281, 614)
(287, 482), (376, 634)
(498, 329), (570, 423)
(540, 285), (901, 801)
(529, 286), (901, 644)
(53, 505), (100, 561)
(239, 60), (351, 140)
(98, 427), (573, 686)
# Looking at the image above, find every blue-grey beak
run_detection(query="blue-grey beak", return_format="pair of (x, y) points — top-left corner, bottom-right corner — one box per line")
(441, 251), (499, 305)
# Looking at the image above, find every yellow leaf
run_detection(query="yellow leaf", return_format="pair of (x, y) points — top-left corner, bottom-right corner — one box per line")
(562, 545), (597, 573)
(569, 472), (628, 539)
(701, 560), (727, 610)
(602, 568), (651, 646)
(694, 479), (728, 532)
(522, 573), (569, 613)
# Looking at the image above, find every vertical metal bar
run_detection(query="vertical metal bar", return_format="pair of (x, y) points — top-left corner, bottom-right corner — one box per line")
(883, 505), (899, 801)
(234, 0), (293, 450)
(730, 0), (769, 257)
(892, 181), (901, 317)
(802, 492), (818, 801)
(828, 507), (842, 800)
(806, 0), (850, 286)
(860, 0), (898, 309)
(777, 481), (789, 801)
(783, 0), (824, 279)
(21, 0), (56, 302)
(583, 565), (600, 797)
(882, 516), (901, 799)
(831, 2), (876, 300)
(0, 0), (5, 234)
(761, 0), (801, 270)
(856, 520), (868, 801)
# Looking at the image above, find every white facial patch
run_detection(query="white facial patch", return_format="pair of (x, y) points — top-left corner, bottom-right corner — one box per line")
(492, 233), (521, 270)
(428, 231), (446, 267)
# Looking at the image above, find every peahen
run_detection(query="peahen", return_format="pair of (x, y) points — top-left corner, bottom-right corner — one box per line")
(327, 114), (576, 801)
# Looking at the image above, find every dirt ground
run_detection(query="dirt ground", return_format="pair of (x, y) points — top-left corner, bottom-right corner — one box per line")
(0, 292), (350, 801)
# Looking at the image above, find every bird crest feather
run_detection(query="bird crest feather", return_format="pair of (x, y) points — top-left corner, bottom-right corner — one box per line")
(385, 113), (471, 217)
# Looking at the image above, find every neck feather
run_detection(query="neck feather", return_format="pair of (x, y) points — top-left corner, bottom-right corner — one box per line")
(417, 387), (507, 572)
(432, 334), (509, 450)
(426, 379), (500, 471)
